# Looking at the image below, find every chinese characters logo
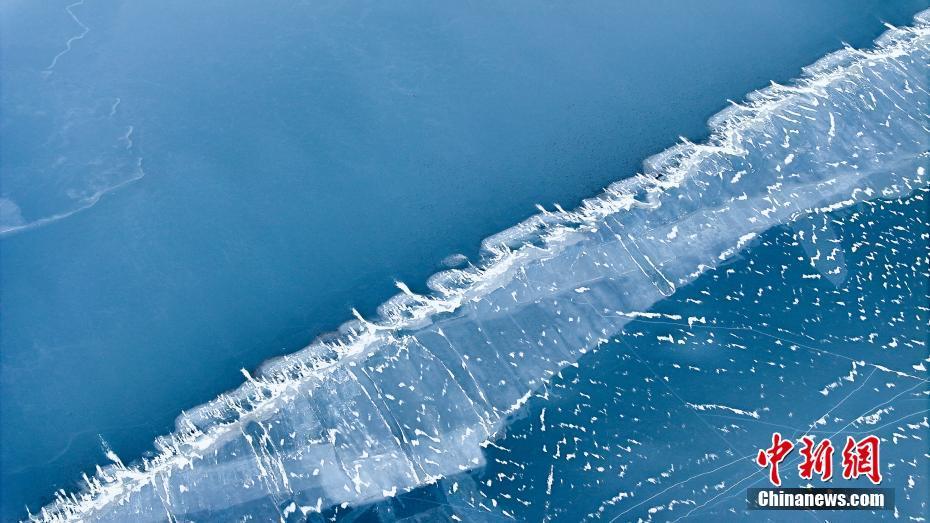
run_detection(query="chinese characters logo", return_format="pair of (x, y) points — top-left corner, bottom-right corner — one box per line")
(756, 433), (882, 486)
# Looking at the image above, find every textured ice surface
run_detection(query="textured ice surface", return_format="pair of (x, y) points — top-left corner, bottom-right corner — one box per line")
(347, 183), (930, 523)
(31, 11), (930, 522)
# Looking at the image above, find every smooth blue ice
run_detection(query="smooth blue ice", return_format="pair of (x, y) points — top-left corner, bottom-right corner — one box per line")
(28, 12), (930, 522)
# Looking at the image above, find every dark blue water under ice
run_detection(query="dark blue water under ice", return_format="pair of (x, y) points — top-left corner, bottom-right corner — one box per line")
(1, 1), (929, 521)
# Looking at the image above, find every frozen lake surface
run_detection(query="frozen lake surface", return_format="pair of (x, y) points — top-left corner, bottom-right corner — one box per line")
(1, 1), (928, 521)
